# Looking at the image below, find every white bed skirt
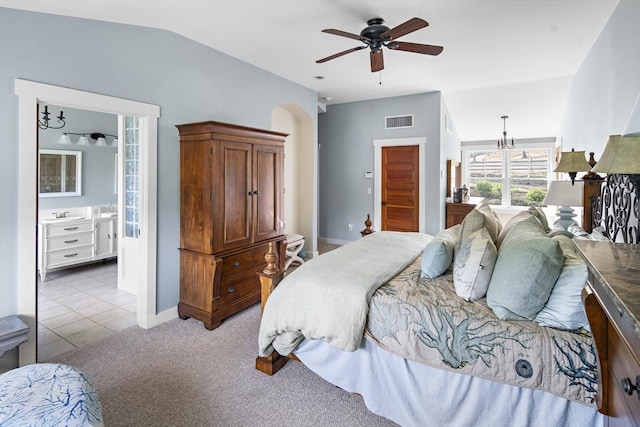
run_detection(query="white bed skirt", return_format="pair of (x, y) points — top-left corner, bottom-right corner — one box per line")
(295, 338), (603, 427)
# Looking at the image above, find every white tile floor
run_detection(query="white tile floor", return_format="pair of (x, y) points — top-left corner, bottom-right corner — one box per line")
(38, 259), (137, 361)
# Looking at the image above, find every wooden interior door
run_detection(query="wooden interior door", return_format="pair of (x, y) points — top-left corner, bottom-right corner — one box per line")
(381, 145), (419, 232)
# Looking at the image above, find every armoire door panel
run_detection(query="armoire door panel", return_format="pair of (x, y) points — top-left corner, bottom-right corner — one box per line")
(220, 141), (252, 250)
(180, 139), (214, 253)
(253, 145), (283, 242)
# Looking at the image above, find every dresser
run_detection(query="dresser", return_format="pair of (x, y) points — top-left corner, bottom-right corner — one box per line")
(445, 197), (483, 228)
(576, 240), (640, 427)
(176, 121), (287, 330)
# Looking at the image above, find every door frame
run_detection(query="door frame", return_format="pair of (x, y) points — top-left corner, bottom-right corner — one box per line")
(15, 79), (160, 365)
(373, 137), (426, 233)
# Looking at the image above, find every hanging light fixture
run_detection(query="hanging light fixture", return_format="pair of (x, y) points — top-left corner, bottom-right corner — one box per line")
(38, 105), (66, 130)
(57, 131), (118, 146)
(497, 115), (515, 150)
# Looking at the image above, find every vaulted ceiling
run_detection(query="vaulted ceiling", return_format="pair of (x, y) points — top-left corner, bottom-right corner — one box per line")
(0, 0), (620, 140)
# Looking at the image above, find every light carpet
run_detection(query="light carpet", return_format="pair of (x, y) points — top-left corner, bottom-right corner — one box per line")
(48, 304), (398, 427)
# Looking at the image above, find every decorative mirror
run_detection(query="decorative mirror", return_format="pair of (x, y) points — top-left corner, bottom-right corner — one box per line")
(446, 159), (461, 198)
(39, 149), (82, 197)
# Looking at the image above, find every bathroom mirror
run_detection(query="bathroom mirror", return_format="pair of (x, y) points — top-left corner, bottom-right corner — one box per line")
(39, 149), (83, 197)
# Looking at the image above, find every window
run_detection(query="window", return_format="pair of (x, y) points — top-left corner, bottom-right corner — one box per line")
(462, 142), (553, 208)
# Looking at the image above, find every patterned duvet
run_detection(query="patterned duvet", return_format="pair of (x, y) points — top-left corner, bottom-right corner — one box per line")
(366, 257), (597, 407)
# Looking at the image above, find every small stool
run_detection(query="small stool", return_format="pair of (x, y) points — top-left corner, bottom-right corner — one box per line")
(285, 233), (305, 270)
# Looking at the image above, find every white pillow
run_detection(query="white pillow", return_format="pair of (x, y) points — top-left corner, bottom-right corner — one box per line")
(421, 225), (460, 279)
(534, 235), (589, 330)
(453, 228), (497, 301)
(475, 201), (500, 243)
(454, 209), (485, 258)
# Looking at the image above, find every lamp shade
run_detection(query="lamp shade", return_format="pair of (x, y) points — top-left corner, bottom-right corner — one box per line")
(543, 181), (584, 207)
(57, 134), (72, 145)
(77, 136), (90, 145)
(591, 135), (640, 174)
(96, 137), (107, 146)
(554, 149), (591, 173)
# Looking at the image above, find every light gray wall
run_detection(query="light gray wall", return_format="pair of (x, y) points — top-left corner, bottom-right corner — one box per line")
(38, 106), (118, 210)
(0, 8), (317, 316)
(318, 92), (454, 240)
(559, 0), (640, 154)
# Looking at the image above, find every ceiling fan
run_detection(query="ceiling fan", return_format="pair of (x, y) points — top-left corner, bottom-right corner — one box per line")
(316, 17), (443, 72)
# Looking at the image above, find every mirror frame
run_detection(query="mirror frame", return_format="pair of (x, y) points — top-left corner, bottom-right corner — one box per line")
(39, 149), (83, 198)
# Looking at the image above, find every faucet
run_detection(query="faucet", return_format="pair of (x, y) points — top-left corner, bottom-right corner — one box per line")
(52, 211), (70, 219)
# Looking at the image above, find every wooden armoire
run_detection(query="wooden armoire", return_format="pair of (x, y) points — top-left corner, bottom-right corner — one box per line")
(176, 121), (287, 329)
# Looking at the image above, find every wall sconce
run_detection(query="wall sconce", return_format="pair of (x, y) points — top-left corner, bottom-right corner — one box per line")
(57, 132), (118, 146)
(553, 148), (591, 185)
(591, 135), (640, 197)
(38, 105), (66, 130)
(543, 180), (584, 230)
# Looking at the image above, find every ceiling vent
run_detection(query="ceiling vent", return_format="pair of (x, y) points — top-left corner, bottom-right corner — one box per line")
(385, 114), (414, 129)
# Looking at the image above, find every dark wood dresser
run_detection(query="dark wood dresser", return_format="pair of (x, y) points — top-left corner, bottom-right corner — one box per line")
(445, 197), (483, 228)
(576, 240), (640, 426)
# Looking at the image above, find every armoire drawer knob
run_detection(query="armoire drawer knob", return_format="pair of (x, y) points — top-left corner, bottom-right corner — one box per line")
(621, 375), (640, 399)
(227, 287), (235, 294)
(232, 261), (240, 268)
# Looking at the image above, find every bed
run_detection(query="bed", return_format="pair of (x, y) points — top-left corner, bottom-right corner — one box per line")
(0, 363), (103, 426)
(255, 201), (613, 426)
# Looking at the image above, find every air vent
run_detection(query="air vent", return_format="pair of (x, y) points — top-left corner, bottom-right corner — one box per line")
(385, 114), (414, 129)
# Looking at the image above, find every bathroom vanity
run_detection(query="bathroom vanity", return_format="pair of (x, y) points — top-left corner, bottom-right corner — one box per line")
(38, 210), (118, 281)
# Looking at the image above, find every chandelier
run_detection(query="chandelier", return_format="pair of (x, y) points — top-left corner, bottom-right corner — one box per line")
(38, 105), (66, 130)
(497, 115), (514, 150)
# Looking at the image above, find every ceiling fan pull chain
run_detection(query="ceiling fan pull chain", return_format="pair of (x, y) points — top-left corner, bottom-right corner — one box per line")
(379, 71), (382, 86)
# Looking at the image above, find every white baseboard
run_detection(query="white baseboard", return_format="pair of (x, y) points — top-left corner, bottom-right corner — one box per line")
(155, 306), (178, 325)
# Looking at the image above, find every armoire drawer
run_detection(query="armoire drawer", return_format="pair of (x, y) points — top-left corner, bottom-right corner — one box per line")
(218, 270), (261, 307)
(46, 232), (94, 251)
(221, 245), (269, 278)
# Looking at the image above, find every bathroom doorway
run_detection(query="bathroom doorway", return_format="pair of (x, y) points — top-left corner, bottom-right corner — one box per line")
(16, 79), (160, 365)
(36, 105), (133, 360)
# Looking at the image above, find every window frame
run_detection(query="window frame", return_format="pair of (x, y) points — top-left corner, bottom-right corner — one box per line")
(461, 138), (555, 209)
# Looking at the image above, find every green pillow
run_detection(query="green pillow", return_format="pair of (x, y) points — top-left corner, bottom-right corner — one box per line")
(487, 219), (563, 320)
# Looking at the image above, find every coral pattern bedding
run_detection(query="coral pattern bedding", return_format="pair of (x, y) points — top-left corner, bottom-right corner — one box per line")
(366, 257), (597, 407)
(0, 363), (103, 426)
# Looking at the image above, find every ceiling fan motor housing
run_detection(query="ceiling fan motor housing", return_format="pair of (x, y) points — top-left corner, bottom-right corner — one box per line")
(360, 17), (390, 50)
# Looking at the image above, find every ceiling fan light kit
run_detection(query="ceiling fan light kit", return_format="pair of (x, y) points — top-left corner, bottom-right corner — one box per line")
(316, 17), (443, 73)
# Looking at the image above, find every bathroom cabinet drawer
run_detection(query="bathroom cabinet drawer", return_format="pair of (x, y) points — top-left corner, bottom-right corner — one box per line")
(45, 245), (94, 268)
(46, 232), (94, 251)
(46, 220), (94, 237)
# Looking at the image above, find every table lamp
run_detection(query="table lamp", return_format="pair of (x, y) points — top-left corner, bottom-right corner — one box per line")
(554, 148), (591, 185)
(543, 181), (584, 229)
(591, 135), (640, 198)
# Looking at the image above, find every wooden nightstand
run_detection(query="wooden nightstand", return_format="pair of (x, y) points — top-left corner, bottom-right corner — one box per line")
(576, 240), (640, 426)
(446, 197), (484, 228)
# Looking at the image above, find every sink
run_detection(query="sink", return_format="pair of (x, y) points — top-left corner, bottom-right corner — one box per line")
(100, 212), (118, 218)
(41, 216), (85, 224)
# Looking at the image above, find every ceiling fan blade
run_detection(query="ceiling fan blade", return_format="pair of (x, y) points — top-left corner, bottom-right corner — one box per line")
(370, 50), (384, 72)
(388, 41), (443, 56)
(316, 46), (367, 64)
(322, 28), (370, 42)
(380, 17), (428, 41)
